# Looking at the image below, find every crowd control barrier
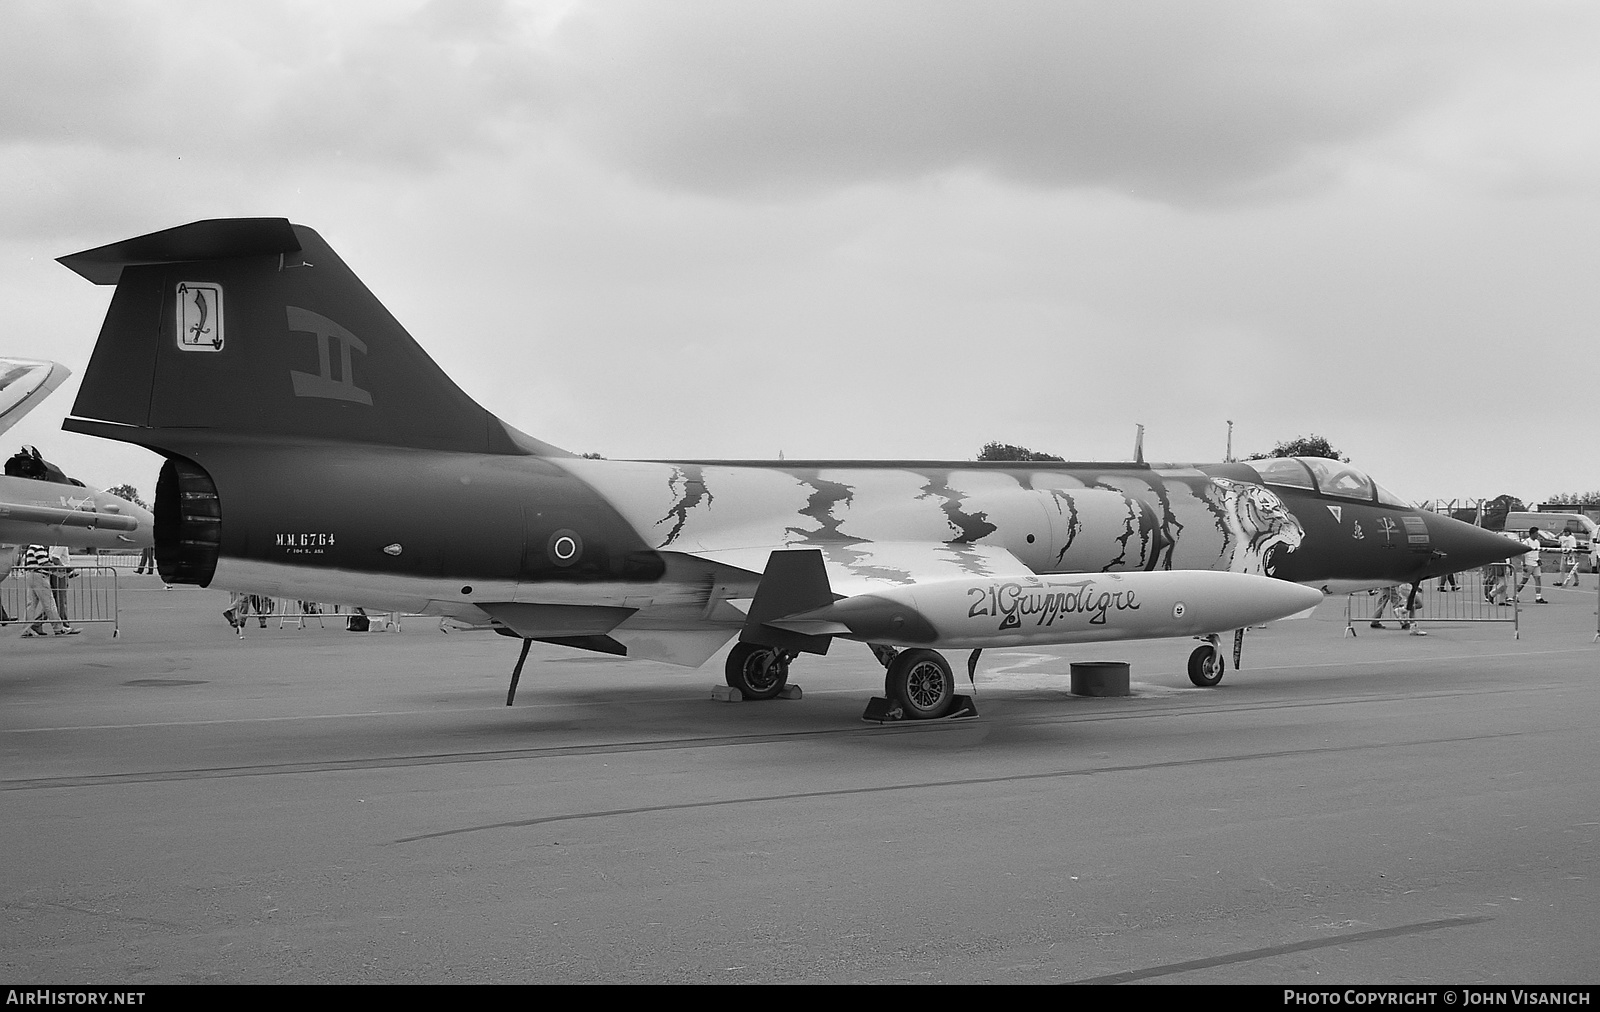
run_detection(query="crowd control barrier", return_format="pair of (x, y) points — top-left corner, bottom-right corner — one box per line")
(1344, 567), (1519, 639)
(1, 564), (121, 637)
(265, 599), (411, 632)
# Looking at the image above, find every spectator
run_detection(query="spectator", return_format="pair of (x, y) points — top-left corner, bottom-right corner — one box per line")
(1556, 530), (1581, 588)
(47, 546), (73, 622)
(1511, 527), (1548, 604)
(1371, 584), (1409, 630)
(222, 592), (252, 638)
(17, 544), (77, 636)
(1401, 582), (1427, 635)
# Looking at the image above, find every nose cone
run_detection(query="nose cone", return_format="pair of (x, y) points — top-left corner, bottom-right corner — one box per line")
(1421, 512), (1523, 574)
(1184, 572), (1326, 631)
(97, 491), (155, 548)
(127, 501), (155, 548)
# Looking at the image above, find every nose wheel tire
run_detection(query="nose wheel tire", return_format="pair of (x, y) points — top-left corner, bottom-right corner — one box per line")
(1188, 644), (1225, 687)
(886, 648), (956, 719)
(725, 642), (790, 701)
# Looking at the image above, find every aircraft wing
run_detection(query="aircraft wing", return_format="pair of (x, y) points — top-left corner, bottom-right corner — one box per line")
(0, 358), (69, 437)
(537, 541), (1036, 666)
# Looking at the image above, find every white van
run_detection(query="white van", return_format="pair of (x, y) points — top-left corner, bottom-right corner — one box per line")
(1504, 511), (1596, 550)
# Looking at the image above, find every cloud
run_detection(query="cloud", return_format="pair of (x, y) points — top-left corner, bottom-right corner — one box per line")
(2, 2), (540, 162)
(5, 0), (1598, 225)
(549, 0), (1476, 204)
(4, 1), (1599, 501)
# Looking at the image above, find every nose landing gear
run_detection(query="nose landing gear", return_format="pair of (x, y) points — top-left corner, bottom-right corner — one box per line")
(1187, 634), (1226, 687)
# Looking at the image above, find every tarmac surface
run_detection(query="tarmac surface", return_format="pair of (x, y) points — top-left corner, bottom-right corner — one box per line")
(3, 573), (1598, 984)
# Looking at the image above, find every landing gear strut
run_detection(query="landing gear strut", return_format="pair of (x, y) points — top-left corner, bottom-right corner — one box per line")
(724, 642), (792, 700)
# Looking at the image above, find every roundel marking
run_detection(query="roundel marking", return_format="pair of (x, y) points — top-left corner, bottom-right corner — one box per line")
(549, 529), (583, 567)
(1172, 601), (1186, 620)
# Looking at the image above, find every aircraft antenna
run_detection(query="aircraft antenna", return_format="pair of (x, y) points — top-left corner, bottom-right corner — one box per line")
(1226, 420), (1234, 462)
(1134, 424), (1145, 465)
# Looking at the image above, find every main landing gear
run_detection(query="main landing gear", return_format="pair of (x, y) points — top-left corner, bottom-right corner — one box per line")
(859, 645), (977, 722)
(723, 642), (971, 720)
(724, 642), (793, 701)
(884, 649), (957, 720)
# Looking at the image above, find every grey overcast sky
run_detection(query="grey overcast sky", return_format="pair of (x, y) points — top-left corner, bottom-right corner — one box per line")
(3, 0), (1596, 506)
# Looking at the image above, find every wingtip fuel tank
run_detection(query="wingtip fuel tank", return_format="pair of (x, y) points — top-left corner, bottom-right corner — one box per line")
(779, 570), (1326, 650)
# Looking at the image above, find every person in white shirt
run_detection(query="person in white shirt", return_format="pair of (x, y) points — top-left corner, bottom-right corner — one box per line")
(1556, 531), (1581, 587)
(1512, 528), (1548, 604)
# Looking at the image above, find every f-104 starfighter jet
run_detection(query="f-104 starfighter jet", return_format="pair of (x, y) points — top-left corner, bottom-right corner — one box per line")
(56, 219), (1517, 719)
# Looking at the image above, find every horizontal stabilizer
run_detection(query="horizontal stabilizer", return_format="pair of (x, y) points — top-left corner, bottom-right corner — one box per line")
(58, 218), (301, 285)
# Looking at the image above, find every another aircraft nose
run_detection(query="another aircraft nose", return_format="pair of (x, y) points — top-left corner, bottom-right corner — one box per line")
(1420, 511), (1521, 574)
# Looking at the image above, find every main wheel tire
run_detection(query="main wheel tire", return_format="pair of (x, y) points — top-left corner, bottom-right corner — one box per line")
(725, 642), (789, 701)
(886, 648), (956, 720)
(1187, 644), (1225, 687)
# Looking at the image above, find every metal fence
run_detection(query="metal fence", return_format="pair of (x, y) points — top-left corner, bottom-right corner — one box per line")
(1, 565), (121, 636)
(1345, 566), (1520, 639)
(264, 600), (406, 632)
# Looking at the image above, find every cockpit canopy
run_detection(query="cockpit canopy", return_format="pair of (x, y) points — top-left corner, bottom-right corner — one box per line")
(3, 445), (84, 487)
(1249, 457), (1409, 507)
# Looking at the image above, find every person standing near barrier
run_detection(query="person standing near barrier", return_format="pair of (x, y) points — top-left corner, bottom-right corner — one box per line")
(250, 594), (272, 628)
(1402, 581), (1427, 635)
(46, 546), (74, 624)
(1511, 527), (1549, 604)
(1484, 530), (1521, 604)
(222, 591), (252, 638)
(17, 544), (77, 637)
(1557, 530), (1580, 587)
(134, 545), (156, 575)
(1371, 582), (1425, 632)
(1371, 583), (1404, 629)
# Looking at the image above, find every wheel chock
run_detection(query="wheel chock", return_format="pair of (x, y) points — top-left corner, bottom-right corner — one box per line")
(861, 694), (978, 723)
(946, 694), (979, 719)
(861, 696), (904, 722)
(712, 684), (802, 702)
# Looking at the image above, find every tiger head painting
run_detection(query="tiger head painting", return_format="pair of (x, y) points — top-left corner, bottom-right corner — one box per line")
(1208, 477), (1305, 576)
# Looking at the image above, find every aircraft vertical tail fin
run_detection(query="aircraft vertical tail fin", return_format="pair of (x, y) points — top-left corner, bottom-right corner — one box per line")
(58, 218), (562, 456)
